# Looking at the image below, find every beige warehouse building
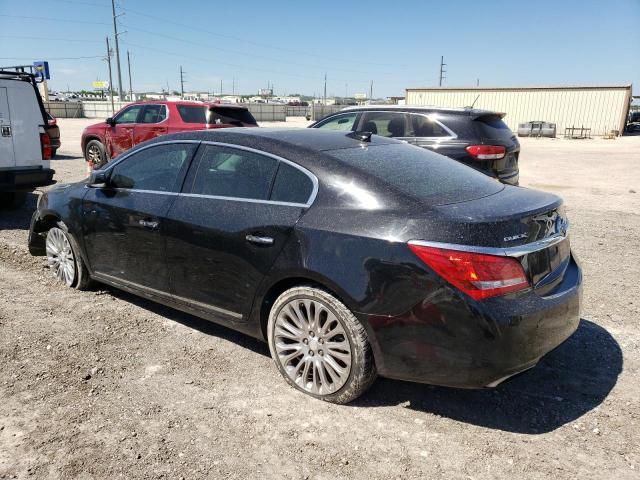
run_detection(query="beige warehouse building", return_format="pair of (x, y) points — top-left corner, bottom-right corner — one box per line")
(405, 85), (632, 136)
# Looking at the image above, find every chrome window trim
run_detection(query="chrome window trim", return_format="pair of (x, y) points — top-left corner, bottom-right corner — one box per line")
(409, 113), (458, 140)
(94, 272), (242, 319)
(408, 232), (569, 258)
(96, 140), (319, 207)
(197, 140), (319, 207)
(341, 109), (457, 141)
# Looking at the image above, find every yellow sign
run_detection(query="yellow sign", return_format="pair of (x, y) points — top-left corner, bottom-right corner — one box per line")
(92, 81), (109, 89)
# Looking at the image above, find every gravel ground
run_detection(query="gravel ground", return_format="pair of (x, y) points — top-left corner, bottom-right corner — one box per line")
(1, 119), (639, 479)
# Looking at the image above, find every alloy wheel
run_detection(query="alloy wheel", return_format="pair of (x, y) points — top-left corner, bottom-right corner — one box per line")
(273, 299), (352, 395)
(46, 228), (76, 287)
(87, 145), (102, 165)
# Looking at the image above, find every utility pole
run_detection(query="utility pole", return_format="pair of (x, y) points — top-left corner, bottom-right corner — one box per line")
(323, 73), (327, 105)
(179, 65), (185, 98)
(439, 56), (446, 87)
(127, 50), (133, 101)
(220, 79), (223, 96)
(476, 78), (480, 87)
(232, 77), (235, 95)
(369, 80), (373, 102)
(110, 0), (124, 99)
(105, 37), (115, 113)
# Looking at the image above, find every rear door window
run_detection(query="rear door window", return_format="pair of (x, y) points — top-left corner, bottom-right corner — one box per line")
(358, 112), (411, 138)
(177, 105), (207, 124)
(270, 163), (314, 205)
(314, 112), (358, 131)
(188, 145), (278, 200)
(140, 105), (167, 124)
(410, 114), (452, 137)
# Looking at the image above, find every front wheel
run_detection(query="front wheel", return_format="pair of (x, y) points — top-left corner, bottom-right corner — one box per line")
(267, 286), (377, 404)
(45, 225), (92, 289)
(85, 140), (107, 169)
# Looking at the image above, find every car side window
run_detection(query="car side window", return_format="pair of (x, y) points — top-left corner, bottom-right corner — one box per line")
(110, 143), (196, 192)
(114, 105), (143, 124)
(314, 113), (358, 131)
(140, 105), (167, 124)
(358, 112), (410, 138)
(270, 163), (314, 204)
(189, 145), (278, 200)
(410, 114), (451, 137)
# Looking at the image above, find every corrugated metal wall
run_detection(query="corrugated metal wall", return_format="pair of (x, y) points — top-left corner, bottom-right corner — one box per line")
(405, 86), (631, 136)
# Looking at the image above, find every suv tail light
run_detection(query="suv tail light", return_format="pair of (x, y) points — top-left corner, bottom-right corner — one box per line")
(39, 126), (52, 160)
(465, 145), (506, 160)
(408, 243), (530, 300)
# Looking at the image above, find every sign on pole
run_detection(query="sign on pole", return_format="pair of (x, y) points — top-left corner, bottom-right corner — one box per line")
(33, 61), (50, 80)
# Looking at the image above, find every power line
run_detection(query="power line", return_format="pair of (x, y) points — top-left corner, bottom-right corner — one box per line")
(0, 34), (102, 43)
(0, 14), (109, 25)
(0, 55), (103, 60)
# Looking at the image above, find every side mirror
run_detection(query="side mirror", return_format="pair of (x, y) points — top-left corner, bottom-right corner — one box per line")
(106, 117), (115, 126)
(89, 170), (109, 186)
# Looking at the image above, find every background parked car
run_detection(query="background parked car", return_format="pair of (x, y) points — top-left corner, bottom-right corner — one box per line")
(310, 105), (521, 185)
(46, 112), (61, 157)
(517, 121), (557, 138)
(81, 101), (258, 168)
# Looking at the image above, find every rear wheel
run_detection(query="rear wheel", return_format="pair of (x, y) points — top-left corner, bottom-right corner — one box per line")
(45, 225), (92, 289)
(267, 286), (376, 404)
(85, 140), (107, 169)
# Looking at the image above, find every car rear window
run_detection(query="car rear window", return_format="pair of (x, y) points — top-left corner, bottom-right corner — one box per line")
(474, 115), (515, 141)
(208, 107), (257, 126)
(327, 144), (503, 206)
(177, 105), (207, 124)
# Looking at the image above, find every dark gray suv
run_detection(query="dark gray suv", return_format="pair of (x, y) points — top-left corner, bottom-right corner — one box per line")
(310, 105), (520, 185)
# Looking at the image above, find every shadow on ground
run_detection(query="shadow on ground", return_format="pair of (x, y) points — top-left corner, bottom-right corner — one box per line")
(99, 285), (622, 435)
(353, 319), (622, 434)
(0, 193), (38, 230)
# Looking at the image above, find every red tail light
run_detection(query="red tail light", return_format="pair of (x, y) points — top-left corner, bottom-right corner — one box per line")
(465, 145), (506, 160)
(408, 243), (529, 300)
(39, 127), (52, 160)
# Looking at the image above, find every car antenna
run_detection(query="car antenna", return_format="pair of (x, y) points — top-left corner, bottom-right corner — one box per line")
(469, 94), (481, 109)
(346, 131), (373, 142)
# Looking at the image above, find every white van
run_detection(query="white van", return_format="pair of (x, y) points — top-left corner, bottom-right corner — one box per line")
(0, 69), (55, 208)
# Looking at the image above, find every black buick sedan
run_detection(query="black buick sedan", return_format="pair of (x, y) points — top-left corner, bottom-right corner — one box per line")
(28, 129), (582, 403)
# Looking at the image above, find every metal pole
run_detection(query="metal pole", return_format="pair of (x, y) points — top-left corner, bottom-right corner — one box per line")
(323, 73), (327, 106)
(220, 79), (223, 96)
(439, 56), (446, 87)
(111, 0), (124, 100)
(180, 66), (185, 98)
(369, 80), (373, 102)
(106, 37), (114, 114)
(127, 50), (133, 101)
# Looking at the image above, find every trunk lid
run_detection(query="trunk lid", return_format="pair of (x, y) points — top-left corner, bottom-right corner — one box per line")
(431, 186), (570, 295)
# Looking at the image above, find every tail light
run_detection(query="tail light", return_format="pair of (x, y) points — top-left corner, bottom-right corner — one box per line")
(408, 243), (529, 300)
(465, 145), (506, 160)
(39, 127), (52, 160)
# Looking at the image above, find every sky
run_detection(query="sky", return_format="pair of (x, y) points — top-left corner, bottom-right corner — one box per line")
(1, 0), (639, 98)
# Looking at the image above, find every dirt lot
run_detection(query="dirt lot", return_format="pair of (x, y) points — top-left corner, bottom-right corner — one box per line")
(1, 118), (639, 479)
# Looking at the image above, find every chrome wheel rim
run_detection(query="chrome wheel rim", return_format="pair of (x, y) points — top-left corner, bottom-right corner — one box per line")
(46, 228), (76, 286)
(274, 299), (352, 395)
(87, 145), (102, 165)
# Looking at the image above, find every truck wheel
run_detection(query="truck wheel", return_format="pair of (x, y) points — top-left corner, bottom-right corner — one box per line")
(85, 140), (107, 168)
(0, 192), (27, 210)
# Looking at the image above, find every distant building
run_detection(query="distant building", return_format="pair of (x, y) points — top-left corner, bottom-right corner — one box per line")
(405, 85), (632, 136)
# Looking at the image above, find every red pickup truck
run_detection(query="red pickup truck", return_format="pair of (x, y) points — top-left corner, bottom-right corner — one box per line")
(81, 100), (258, 168)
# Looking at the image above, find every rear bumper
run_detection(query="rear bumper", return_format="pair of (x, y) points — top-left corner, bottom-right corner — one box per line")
(0, 167), (56, 191)
(363, 254), (582, 388)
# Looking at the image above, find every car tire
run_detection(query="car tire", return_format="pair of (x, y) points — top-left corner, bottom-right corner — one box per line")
(0, 192), (27, 210)
(85, 140), (107, 169)
(45, 224), (92, 290)
(267, 286), (377, 404)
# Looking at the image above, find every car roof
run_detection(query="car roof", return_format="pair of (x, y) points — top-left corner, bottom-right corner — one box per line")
(338, 104), (500, 117)
(126, 100), (248, 109)
(156, 128), (402, 153)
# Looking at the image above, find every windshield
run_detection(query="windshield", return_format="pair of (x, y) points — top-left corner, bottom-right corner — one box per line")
(327, 143), (504, 206)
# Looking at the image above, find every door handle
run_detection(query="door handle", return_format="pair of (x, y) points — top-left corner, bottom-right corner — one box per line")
(246, 234), (274, 246)
(138, 219), (159, 229)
